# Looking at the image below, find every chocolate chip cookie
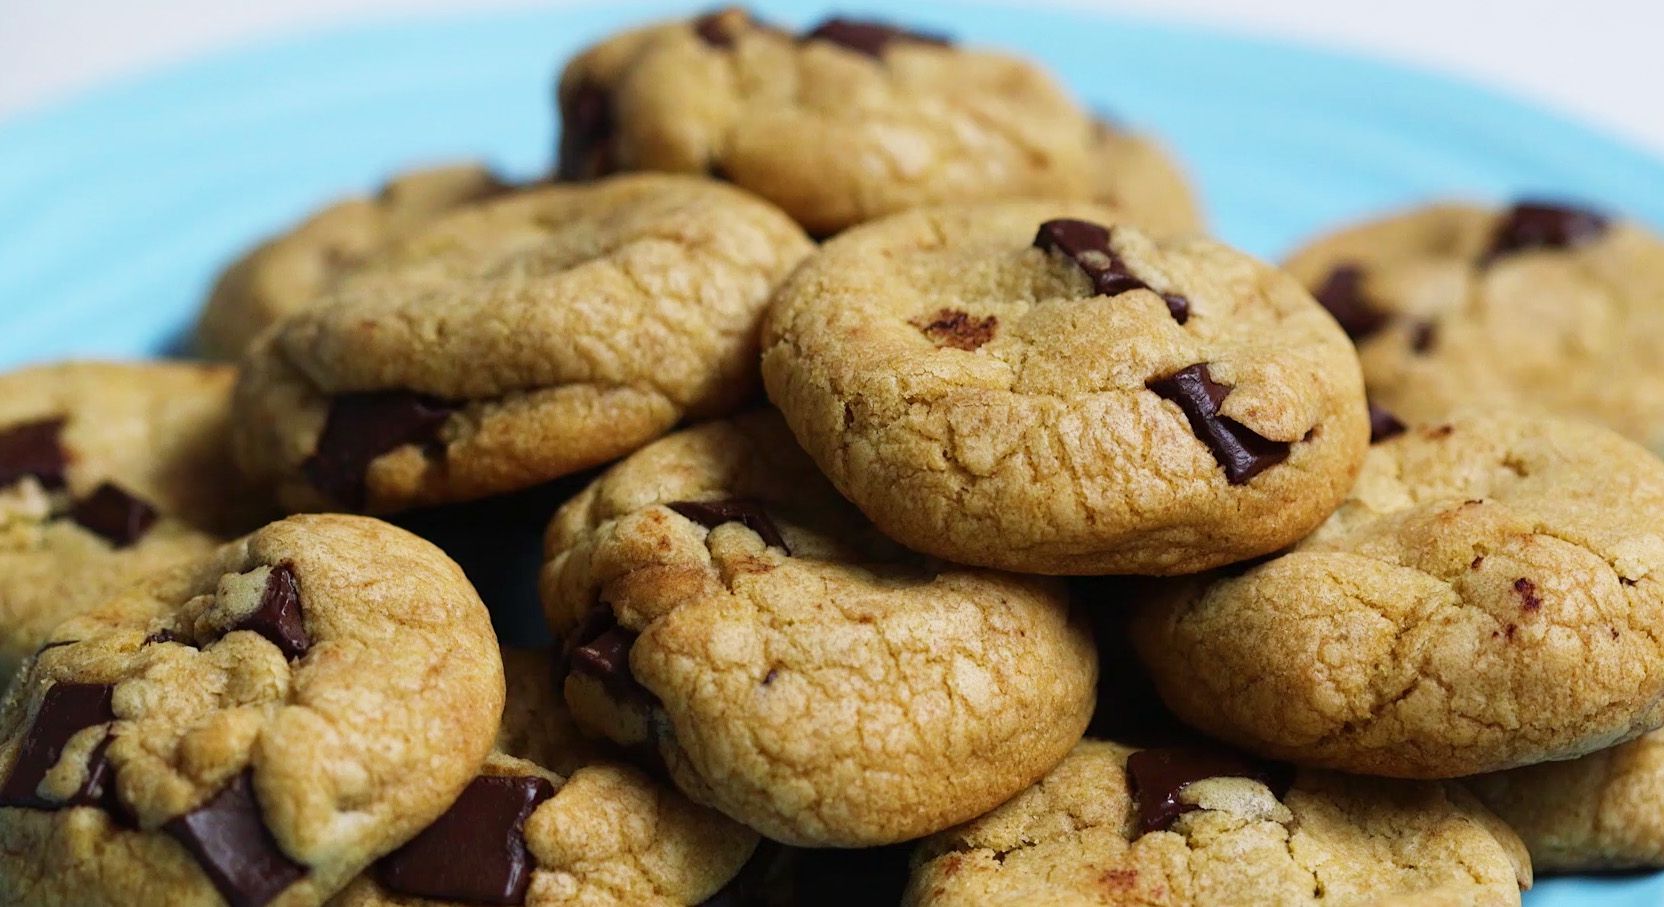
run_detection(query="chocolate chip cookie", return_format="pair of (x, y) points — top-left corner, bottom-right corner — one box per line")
(232, 174), (812, 514)
(761, 201), (1369, 575)
(906, 740), (1531, 906)
(197, 163), (508, 359)
(330, 647), (757, 906)
(1133, 412), (1664, 777)
(1283, 200), (1664, 452)
(0, 361), (270, 676)
(556, 10), (1169, 237)
(1468, 730), (1664, 871)
(539, 410), (1097, 846)
(0, 514), (503, 906)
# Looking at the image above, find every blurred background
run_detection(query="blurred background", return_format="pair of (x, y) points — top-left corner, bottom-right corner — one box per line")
(6, 0), (1662, 153)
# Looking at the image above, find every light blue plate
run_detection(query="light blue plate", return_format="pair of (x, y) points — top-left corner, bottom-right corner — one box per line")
(1, 2), (1661, 901)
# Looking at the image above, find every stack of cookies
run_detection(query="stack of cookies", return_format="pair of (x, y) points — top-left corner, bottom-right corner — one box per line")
(1, 9), (1661, 906)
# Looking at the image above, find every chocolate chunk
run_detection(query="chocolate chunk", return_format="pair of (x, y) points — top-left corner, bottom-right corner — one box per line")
(1514, 578), (1542, 612)
(1409, 321), (1437, 354)
(1147, 364), (1291, 484)
(143, 629), (182, 647)
(802, 18), (949, 57)
(1368, 402), (1406, 444)
(1482, 201), (1610, 264)
(69, 482), (157, 547)
(1033, 219), (1190, 324)
(0, 418), (68, 490)
(1125, 746), (1292, 835)
(911, 308), (998, 351)
(571, 625), (638, 687)
(301, 391), (456, 508)
(555, 82), (615, 182)
(163, 772), (305, 907)
(1311, 263), (1387, 341)
(378, 774), (555, 904)
(668, 499), (790, 552)
(0, 682), (116, 810)
(229, 564), (310, 660)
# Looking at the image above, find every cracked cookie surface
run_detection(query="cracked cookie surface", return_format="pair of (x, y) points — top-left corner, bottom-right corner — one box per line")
(329, 647), (757, 907)
(0, 361), (270, 675)
(1132, 412), (1664, 777)
(556, 10), (1199, 237)
(905, 739), (1530, 906)
(196, 163), (508, 359)
(1283, 201), (1664, 453)
(231, 174), (812, 514)
(761, 201), (1368, 575)
(1468, 729), (1664, 871)
(0, 514), (503, 906)
(539, 410), (1097, 846)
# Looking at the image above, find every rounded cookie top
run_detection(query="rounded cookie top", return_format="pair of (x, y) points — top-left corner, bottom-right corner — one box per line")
(905, 739), (1530, 907)
(539, 410), (1097, 846)
(1283, 200), (1664, 452)
(197, 163), (508, 359)
(329, 647), (757, 907)
(0, 514), (503, 907)
(232, 174), (813, 514)
(1132, 412), (1664, 777)
(555, 9), (1102, 236)
(1086, 119), (1204, 238)
(1468, 729), (1664, 872)
(0, 361), (268, 673)
(761, 201), (1369, 575)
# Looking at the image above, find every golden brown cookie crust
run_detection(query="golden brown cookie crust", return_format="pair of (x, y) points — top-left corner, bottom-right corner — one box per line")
(0, 361), (269, 674)
(540, 411), (1097, 846)
(0, 514), (503, 906)
(761, 201), (1368, 575)
(906, 740), (1530, 907)
(1134, 412), (1664, 777)
(231, 174), (812, 514)
(196, 163), (507, 360)
(556, 11), (1106, 236)
(1469, 729), (1664, 871)
(1283, 202), (1664, 453)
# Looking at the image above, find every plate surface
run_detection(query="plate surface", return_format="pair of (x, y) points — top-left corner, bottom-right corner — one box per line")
(1, 2), (1662, 901)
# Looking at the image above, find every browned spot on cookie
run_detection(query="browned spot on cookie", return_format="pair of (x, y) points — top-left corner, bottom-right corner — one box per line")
(1505, 623), (1518, 640)
(1425, 424), (1454, 439)
(1612, 627), (1622, 639)
(1470, 556), (1485, 570)
(1410, 321), (1437, 354)
(1099, 868), (1139, 892)
(911, 308), (997, 351)
(1514, 578), (1542, 612)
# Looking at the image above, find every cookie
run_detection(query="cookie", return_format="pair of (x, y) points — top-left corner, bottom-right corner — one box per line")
(905, 740), (1531, 906)
(539, 410), (1097, 846)
(1086, 119), (1204, 238)
(1282, 200), (1664, 452)
(1132, 412), (1664, 777)
(329, 647), (757, 907)
(557, 10), (1122, 237)
(0, 361), (269, 676)
(1468, 730), (1664, 871)
(0, 514), (503, 906)
(760, 201), (1369, 575)
(196, 163), (508, 359)
(231, 173), (812, 514)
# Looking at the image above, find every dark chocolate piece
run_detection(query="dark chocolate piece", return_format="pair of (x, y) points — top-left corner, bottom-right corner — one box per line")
(228, 564), (311, 660)
(0, 682), (116, 809)
(0, 418), (68, 490)
(911, 309), (997, 351)
(1033, 219), (1190, 323)
(1368, 402), (1406, 444)
(1126, 746), (1291, 835)
(1482, 201), (1610, 264)
(1311, 262), (1388, 341)
(571, 625), (638, 687)
(301, 391), (456, 508)
(69, 482), (157, 547)
(667, 499), (790, 553)
(555, 82), (615, 182)
(801, 18), (948, 57)
(1147, 364), (1291, 484)
(378, 774), (555, 904)
(162, 771), (306, 907)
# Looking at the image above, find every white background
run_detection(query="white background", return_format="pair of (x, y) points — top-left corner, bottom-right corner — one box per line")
(3, 0), (1662, 156)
